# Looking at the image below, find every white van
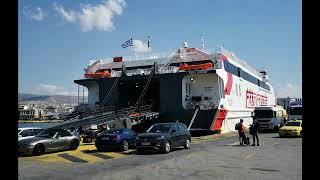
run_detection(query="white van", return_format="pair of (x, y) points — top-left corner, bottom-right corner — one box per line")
(253, 106), (287, 131)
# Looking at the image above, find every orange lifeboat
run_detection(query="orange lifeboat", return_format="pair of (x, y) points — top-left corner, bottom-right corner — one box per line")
(179, 62), (213, 71)
(85, 70), (111, 78)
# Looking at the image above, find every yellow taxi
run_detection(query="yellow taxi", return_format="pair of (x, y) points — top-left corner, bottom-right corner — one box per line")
(279, 119), (302, 137)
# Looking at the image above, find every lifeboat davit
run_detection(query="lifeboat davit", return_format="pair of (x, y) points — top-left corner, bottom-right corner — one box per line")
(179, 62), (213, 71)
(85, 70), (111, 78)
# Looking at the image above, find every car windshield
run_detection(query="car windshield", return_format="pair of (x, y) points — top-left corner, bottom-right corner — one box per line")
(35, 129), (58, 138)
(285, 122), (301, 126)
(254, 110), (274, 118)
(107, 129), (122, 134)
(147, 124), (171, 133)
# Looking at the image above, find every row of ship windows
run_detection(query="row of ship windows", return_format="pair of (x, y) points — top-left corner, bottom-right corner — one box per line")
(224, 61), (270, 91)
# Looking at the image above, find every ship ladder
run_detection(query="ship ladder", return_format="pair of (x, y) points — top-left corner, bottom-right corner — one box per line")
(187, 106), (200, 130)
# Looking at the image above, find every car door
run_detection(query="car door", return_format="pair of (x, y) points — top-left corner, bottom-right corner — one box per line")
(47, 131), (62, 151)
(50, 130), (69, 151)
(58, 130), (73, 150)
(170, 125), (180, 147)
(178, 124), (187, 146)
(127, 129), (136, 146)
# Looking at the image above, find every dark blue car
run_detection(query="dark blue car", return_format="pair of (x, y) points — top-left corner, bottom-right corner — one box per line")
(95, 128), (137, 151)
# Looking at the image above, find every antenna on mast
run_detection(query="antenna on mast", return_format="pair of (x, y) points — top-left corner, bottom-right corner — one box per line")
(201, 34), (205, 51)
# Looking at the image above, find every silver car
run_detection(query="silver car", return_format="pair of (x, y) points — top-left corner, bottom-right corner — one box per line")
(18, 128), (80, 156)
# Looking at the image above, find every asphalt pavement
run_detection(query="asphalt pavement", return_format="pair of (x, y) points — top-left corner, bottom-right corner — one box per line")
(18, 132), (302, 180)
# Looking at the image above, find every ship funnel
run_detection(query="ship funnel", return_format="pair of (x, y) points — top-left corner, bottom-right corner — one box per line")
(183, 42), (188, 48)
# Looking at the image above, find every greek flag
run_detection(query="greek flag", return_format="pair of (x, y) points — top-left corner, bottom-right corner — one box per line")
(121, 38), (133, 48)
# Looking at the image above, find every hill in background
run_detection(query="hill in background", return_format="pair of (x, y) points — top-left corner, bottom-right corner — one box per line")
(18, 93), (88, 105)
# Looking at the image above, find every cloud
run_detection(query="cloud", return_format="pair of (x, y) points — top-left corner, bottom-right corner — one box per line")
(23, 6), (45, 21)
(54, 0), (126, 32)
(53, 3), (76, 22)
(37, 84), (71, 96)
(275, 82), (302, 98)
(133, 40), (150, 53)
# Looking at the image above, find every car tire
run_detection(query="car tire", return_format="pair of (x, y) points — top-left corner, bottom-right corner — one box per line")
(163, 141), (171, 153)
(33, 144), (45, 156)
(122, 140), (129, 151)
(70, 140), (79, 150)
(184, 138), (191, 149)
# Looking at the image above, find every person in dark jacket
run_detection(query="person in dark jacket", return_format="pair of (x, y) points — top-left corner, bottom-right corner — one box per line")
(251, 118), (260, 146)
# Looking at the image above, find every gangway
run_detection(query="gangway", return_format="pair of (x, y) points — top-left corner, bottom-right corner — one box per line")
(54, 56), (164, 131)
(50, 105), (157, 131)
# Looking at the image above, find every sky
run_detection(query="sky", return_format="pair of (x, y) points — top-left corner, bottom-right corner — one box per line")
(18, 0), (302, 98)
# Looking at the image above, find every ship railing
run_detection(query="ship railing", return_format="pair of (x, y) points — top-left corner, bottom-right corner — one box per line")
(111, 70), (122, 77)
(54, 105), (153, 130)
(61, 106), (115, 122)
(95, 50), (176, 64)
(89, 47), (218, 66)
(158, 66), (179, 74)
(125, 68), (153, 76)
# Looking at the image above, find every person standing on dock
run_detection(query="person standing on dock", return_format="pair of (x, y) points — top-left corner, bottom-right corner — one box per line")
(251, 118), (260, 146)
(237, 119), (246, 145)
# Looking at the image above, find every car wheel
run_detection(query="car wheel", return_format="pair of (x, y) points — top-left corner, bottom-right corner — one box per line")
(163, 141), (171, 153)
(70, 140), (79, 150)
(122, 140), (129, 151)
(184, 138), (191, 149)
(33, 144), (45, 156)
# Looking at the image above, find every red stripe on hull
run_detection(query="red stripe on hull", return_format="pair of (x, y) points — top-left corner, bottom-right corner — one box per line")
(224, 72), (233, 95)
(212, 109), (228, 131)
(220, 54), (233, 95)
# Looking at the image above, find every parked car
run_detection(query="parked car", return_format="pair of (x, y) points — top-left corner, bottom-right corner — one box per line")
(95, 128), (137, 151)
(18, 128), (80, 156)
(136, 122), (191, 154)
(18, 127), (43, 141)
(279, 119), (302, 137)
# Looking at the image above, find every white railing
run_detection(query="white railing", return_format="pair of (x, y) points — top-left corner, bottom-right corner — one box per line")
(125, 68), (153, 76)
(92, 50), (176, 65)
(88, 48), (218, 66)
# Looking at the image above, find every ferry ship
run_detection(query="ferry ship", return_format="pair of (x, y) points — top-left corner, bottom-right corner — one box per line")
(74, 43), (276, 133)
